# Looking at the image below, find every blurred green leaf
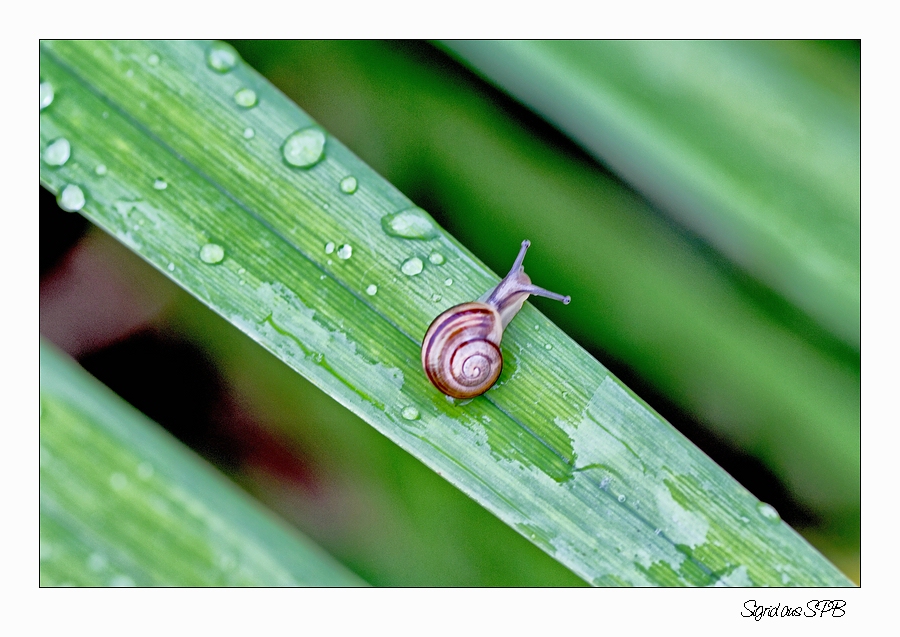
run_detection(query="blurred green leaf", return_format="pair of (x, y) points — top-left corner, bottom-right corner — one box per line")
(40, 339), (365, 586)
(440, 40), (860, 349)
(40, 40), (851, 586)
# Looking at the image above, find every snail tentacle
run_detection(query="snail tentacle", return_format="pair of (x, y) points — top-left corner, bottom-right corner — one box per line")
(421, 240), (570, 398)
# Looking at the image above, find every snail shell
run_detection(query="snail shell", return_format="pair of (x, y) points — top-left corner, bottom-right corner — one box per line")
(421, 240), (570, 399)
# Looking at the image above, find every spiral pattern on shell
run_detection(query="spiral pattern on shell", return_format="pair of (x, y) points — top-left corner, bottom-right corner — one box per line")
(421, 303), (504, 399)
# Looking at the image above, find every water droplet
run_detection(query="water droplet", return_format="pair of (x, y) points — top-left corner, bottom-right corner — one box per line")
(147, 53), (160, 66)
(87, 553), (108, 571)
(401, 406), (420, 421)
(327, 259), (333, 265)
(654, 528), (661, 536)
(101, 111), (109, 119)
(238, 267), (246, 275)
(57, 185), (85, 212)
(444, 278), (453, 287)
(366, 284), (378, 296)
(431, 293), (442, 302)
(243, 127), (255, 139)
(167, 262), (175, 272)
(199, 243), (225, 264)
(544, 343), (553, 350)
(756, 502), (781, 524)
(95, 164), (108, 176)
(110, 575), (135, 587)
(324, 241), (335, 254)
(137, 462), (154, 480)
(337, 244), (353, 260)
(206, 42), (238, 73)
(617, 494), (626, 502)
(281, 127), (326, 168)
(153, 178), (167, 190)
(234, 87), (258, 108)
(40, 81), (54, 110)
(401, 257), (424, 276)
(109, 472), (128, 491)
(125, 69), (134, 78)
(339, 175), (358, 194)
(428, 252), (445, 265)
(381, 208), (439, 240)
(42, 138), (71, 166)
(534, 325), (540, 331)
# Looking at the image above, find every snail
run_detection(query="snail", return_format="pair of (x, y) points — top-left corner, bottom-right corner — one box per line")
(421, 240), (570, 399)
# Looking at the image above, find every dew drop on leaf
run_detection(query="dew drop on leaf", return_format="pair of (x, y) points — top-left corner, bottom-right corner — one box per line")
(57, 184), (85, 212)
(40, 81), (54, 110)
(381, 208), (439, 240)
(206, 42), (238, 73)
(340, 175), (358, 194)
(281, 127), (326, 168)
(234, 87), (258, 108)
(401, 257), (424, 276)
(43, 138), (71, 166)
(199, 243), (225, 264)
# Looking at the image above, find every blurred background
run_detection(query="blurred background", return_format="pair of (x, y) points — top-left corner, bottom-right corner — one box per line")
(39, 40), (860, 585)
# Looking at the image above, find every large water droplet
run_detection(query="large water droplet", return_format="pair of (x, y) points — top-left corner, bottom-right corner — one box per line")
(337, 244), (353, 260)
(206, 42), (238, 73)
(40, 81), (54, 110)
(282, 127), (326, 168)
(544, 343), (553, 351)
(243, 127), (255, 139)
(324, 241), (335, 254)
(366, 284), (378, 296)
(153, 178), (167, 190)
(401, 257), (424, 276)
(147, 53), (160, 66)
(234, 87), (258, 108)
(428, 252), (445, 265)
(401, 406), (420, 421)
(199, 243), (225, 264)
(57, 185), (85, 212)
(756, 502), (781, 524)
(95, 164), (108, 176)
(42, 138), (71, 166)
(381, 208), (439, 240)
(339, 175), (358, 194)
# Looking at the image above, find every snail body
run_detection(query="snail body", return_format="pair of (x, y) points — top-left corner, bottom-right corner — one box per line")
(421, 240), (570, 399)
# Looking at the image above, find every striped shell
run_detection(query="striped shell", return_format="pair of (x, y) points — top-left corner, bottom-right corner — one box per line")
(421, 302), (504, 399)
